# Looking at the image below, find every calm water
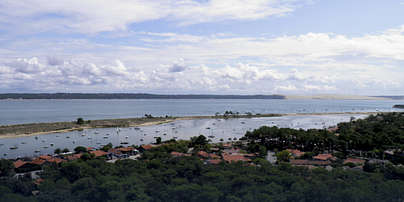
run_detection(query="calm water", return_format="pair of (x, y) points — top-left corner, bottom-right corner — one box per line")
(0, 114), (367, 159)
(0, 99), (402, 125)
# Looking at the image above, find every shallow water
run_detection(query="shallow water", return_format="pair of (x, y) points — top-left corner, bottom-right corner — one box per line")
(0, 114), (367, 159)
(0, 99), (402, 125)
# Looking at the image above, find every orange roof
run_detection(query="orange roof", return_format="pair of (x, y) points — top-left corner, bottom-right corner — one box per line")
(117, 147), (134, 152)
(87, 147), (95, 151)
(39, 155), (53, 160)
(90, 150), (108, 157)
(67, 153), (82, 160)
(46, 157), (65, 164)
(222, 154), (250, 163)
(208, 159), (222, 164)
(31, 158), (46, 165)
(313, 154), (335, 161)
(14, 160), (26, 168)
(286, 149), (305, 157)
(344, 158), (365, 165)
(141, 144), (154, 150)
(197, 151), (209, 158)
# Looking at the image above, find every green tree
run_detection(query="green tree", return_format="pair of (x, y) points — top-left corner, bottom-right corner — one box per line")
(0, 159), (14, 177)
(54, 148), (62, 154)
(76, 117), (85, 125)
(276, 150), (291, 162)
(74, 146), (87, 154)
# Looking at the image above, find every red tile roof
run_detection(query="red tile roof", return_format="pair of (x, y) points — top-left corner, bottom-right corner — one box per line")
(208, 159), (222, 164)
(286, 149), (305, 157)
(66, 153), (82, 160)
(39, 155), (53, 160)
(313, 154), (335, 161)
(46, 157), (65, 164)
(141, 144), (154, 150)
(31, 158), (46, 165)
(197, 151), (209, 158)
(222, 154), (250, 163)
(87, 147), (95, 151)
(90, 150), (108, 157)
(14, 160), (26, 168)
(343, 158), (365, 165)
(117, 147), (135, 152)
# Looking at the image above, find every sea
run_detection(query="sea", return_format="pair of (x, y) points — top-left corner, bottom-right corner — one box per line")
(0, 99), (403, 158)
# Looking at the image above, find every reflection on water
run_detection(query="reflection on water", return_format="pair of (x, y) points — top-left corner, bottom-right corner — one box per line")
(0, 114), (367, 159)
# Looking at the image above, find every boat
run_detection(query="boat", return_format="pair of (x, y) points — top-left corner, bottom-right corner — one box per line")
(9, 146), (18, 150)
(208, 135), (215, 138)
(35, 136), (38, 140)
(125, 136), (129, 139)
(42, 146), (49, 149)
(120, 142), (129, 145)
(34, 150), (40, 153)
(140, 139), (144, 141)
(21, 142), (26, 144)
(66, 136), (70, 139)
(50, 143), (54, 146)
(103, 136), (109, 139)
(206, 127), (211, 129)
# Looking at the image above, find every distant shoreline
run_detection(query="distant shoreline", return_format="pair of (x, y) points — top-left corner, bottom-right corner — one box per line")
(1, 93), (403, 100)
(0, 112), (380, 139)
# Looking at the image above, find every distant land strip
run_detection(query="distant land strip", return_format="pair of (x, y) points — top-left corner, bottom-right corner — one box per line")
(0, 93), (285, 99)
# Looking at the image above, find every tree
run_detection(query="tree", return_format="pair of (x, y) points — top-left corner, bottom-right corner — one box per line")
(156, 137), (162, 144)
(74, 146), (87, 154)
(0, 159), (14, 177)
(54, 148), (62, 154)
(76, 118), (85, 125)
(62, 148), (70, 153)
(276, 150), (291, 162)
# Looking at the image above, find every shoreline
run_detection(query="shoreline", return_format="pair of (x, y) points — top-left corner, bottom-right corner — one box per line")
(0, 112), (383, 139)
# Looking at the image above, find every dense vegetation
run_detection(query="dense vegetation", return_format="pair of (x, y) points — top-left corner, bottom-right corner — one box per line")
(245, 112), (404, 161)
(1, 112), (404, 201)
(0, 93), (284, 100)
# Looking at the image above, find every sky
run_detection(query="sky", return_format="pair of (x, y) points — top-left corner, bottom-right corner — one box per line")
(0, 0), (404, 95)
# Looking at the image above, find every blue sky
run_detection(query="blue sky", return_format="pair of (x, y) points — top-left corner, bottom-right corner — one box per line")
(0, 0), (404, 95)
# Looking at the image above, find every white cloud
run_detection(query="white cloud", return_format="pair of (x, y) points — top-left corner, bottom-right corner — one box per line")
(0, 0), (306, 33)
